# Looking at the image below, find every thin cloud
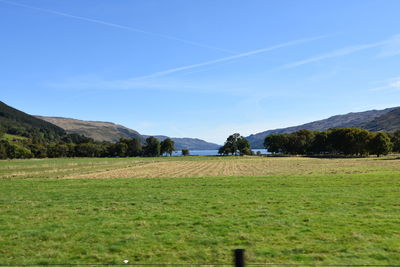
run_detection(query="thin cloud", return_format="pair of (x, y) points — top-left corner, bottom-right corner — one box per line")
(390, 81), (400, 88)
(0, 0), (234, 54)
(369, 76), (400, 92)
(130, 34), (333, 80)
(378, 34), (400, 57)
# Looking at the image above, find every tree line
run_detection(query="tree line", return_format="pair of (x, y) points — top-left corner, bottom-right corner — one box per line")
(0, 131), (180, 159)
(264, 128), (400, 157)
(2, 127), (400, 159)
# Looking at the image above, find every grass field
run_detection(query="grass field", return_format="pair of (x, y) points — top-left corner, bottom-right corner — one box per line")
(0, 156), (399, 264)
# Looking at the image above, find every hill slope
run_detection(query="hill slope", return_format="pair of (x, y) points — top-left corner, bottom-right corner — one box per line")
(247, 107), (399, 148)
(362, 108), (400, 132)
(0, 101), (65, 140)
(37, 116), (143, 143)
(39, 116), (220, 149)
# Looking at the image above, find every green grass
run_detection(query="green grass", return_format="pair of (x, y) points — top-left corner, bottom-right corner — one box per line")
(1, 158), (400, 264)
(1, 133), (28, 141)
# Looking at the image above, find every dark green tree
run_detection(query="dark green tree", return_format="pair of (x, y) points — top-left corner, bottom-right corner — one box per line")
(0, 127), (4, 139)
(310, 131), (330, 154)
(120, 138), (142, 157)
(368, 132), (392, 157)
(47, 143), (69, 158)
(0, 140), (8, 159)
(108, 142), (128, 157)
(143, 136), (160, 157)
(181, 149), (189, 156)
(285, 130), (315, 154)
(350, 128), (371, 156)
(62, 134), (94, 144)
(225, 133), (240, 155)
(223, 133), (250, 155)
(391, 130), (400, 152)
(2, 141), (33, 159)
(75, 143), (104, 157)
(218, 145), (230, 155)
(264, 134), (288, 154)
(160, 138), (175, 156)
(328, 128), (370, 156)
(66, 143), (76, 157)
(237, 137), (251, 155)
(29, 143), (47, 158)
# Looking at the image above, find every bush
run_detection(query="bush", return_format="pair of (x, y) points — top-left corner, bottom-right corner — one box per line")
(181, 149), (189, 156)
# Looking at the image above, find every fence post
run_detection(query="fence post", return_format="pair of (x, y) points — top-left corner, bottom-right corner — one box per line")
(234, 249), (245, 267)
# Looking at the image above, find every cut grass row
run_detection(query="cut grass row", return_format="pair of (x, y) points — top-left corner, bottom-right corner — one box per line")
(1, 155), (400, 179)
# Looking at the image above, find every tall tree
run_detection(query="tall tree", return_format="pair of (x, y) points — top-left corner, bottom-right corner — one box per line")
(47, 143), (69, 158)
(237, 137), (251, 155)
(143, 136), (160, 157)
(328, 128), (370, 156)
(264, 134), (288, 154)
(391, 130), (400, 152)
(226, 133), (240, 155)
(121, 138), (142, 157)
(62, 133), (94, 144)
(368, 132), (392, 157)
(75, 143), (104, 157)
(218, 145), (229, 155)
(223, 133), (250, 155)
(29, 143), (47, 158)
(287, 129), (315, 154)
(0, 140), (8, 159)
(160, 138), (175, 156)
(310, 131), (330, 154)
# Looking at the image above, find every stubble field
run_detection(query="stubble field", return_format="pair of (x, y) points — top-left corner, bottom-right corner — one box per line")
(1, 155), (400, 179)
(0, 155), (399, 265)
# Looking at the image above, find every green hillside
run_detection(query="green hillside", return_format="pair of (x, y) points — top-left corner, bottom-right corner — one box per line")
(0, 101), (65, 141)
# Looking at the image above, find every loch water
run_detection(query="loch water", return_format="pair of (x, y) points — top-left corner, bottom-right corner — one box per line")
(170, 149), (269, 156)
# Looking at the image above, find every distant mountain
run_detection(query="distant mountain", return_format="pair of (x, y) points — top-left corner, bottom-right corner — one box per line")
(247, 107), (400, 148)
(146, 135), (220, 150)
(0, 101), (65, 140)
(362, 108), (400, 132)
(37, 116), (143, 143)
(38, 116), (220, 150)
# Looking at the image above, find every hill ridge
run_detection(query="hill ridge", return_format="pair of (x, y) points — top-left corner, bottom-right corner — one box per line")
(38, 116), (220, 150)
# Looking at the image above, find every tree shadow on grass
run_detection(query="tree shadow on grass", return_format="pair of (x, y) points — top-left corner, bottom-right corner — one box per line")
(374, 156), (400, 160)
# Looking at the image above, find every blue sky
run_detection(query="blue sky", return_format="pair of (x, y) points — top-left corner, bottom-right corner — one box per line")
(1, 0), (400, 144)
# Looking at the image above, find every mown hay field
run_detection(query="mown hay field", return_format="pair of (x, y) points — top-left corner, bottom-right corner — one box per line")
(0, 156), (399, 265)
(1, 155), (400, 179)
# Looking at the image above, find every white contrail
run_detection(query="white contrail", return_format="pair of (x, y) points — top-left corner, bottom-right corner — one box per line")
(282, 40), (387, 69)
(131, 34), (333, 80)
(0, 0), (235, 53)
